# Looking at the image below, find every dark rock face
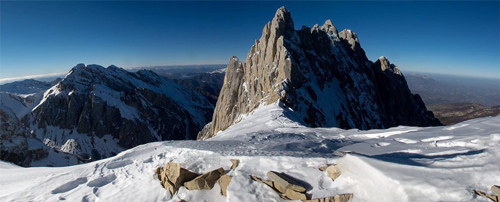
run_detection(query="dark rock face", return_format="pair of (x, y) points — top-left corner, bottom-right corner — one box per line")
(199, 7), (441, 139)
(29, 64), (213, 160)
(0, 105), (48, 167)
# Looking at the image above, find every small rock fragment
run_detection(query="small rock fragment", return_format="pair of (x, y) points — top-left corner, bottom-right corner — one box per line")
(267, 171), (307, 193)
(230, 159), (240, 170)
(305, 194), (354, 202)
(184, 167), (225, 190)
(319, 164), (335, 172)
(250, 175), (274, 187)
(219, 175), (232, 196)
(326, 165), (341, 180)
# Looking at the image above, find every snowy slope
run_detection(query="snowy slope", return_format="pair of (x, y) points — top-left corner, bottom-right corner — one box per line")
(0, 102), (499, 202)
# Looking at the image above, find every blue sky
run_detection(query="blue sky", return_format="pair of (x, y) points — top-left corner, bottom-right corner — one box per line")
(1, 1), (499, 79)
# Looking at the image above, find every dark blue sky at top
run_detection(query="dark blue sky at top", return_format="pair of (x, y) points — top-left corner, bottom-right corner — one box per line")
(1, 1), (499, 79)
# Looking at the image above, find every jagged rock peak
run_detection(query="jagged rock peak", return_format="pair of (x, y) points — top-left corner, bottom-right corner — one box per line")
(339, 29), (360, 50)
(230, 56), (240, 62)
(197, 7), (441, 140)
(270, 6), (294, 36)
(274, 6), (292, 22)
(377, 56), (402, 75)
(320, 19), (339, 38)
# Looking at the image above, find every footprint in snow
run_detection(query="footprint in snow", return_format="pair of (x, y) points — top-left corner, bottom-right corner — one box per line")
(106, 160), (133, 169)
(394, 138), (418, 144)
(372, 142), (391, 147)
(51, 177), (88, 194)
(87, 174), (117, 187)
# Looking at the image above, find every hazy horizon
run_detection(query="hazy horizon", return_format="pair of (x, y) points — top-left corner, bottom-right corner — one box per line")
(1, 63), (499, 86)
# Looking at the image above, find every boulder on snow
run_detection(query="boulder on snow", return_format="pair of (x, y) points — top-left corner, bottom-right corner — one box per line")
(158, 162), (199, 195)
(492, 185), (500, 195)
(230, 159), (240, 170)
(325, 164), (341, 180)
(474, 189), (499, 202)
(305, 194), (354, 202)
(267, 171), (307, 193)
(184, 167), (225, 190)
(219, 174), (232, 196)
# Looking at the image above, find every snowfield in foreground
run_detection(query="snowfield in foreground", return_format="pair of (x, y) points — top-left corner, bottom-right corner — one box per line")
(1, 103), (499, 202)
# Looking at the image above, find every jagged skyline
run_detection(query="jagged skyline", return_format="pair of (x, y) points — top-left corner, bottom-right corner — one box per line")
(1, 1), (499, 79)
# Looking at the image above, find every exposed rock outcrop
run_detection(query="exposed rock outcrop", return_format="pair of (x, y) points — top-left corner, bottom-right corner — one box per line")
(157, 162), (199, 195)
(0, 97), (48, 167)
(198, 7), (441, 140)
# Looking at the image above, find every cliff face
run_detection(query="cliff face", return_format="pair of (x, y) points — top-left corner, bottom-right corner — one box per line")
(0, 95), (48, 167)
(29, 64), (214, 160)
(198, 7), (441, 140)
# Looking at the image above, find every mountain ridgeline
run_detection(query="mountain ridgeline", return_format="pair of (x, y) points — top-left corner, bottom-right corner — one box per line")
(198, 7), (441, 140)
(1, 64), (214, 166)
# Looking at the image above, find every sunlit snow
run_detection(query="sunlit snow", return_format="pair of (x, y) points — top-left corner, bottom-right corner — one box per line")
(1, 103), (498, 202)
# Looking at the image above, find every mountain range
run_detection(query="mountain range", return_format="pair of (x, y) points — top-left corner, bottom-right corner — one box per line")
(1, 64), (213, 166)
(0, 6), (499, 202)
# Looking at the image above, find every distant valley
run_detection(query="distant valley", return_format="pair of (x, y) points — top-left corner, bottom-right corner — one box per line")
(405, 73), (500, 124)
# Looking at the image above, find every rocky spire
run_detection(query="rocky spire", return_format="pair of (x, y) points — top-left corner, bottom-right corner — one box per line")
(320, 19), (339, 39)
(198, 7), (441, 140)
(339, 29), (360, 51)
(377, 56), (402, 75)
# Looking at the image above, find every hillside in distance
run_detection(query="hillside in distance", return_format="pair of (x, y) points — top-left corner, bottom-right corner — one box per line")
(427, 103), (500, 125)
(406, 73), (500, 107)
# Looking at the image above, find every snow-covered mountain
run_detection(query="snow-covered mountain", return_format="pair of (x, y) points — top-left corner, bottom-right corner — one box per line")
(0, 79), (61, 95)
(198, 7), (441, 140)
(1, 102), (498, 201)
(1, 64), (214, 166)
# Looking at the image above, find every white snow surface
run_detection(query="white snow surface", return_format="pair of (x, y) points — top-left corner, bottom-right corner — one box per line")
(1, 103), (499, 202)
